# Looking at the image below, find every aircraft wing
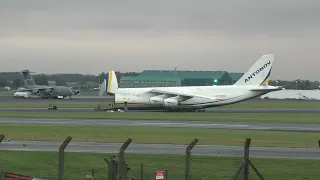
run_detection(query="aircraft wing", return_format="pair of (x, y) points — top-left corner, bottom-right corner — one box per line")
(38, 87), (54, 90)
(149, 89), (218, 100)
(19, 87), (54, 92)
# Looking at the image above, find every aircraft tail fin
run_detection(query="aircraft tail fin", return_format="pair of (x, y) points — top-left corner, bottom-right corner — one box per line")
(99, 70), (118, 96)
(21, 70), (36, 86)
(234, 54), (274, 86)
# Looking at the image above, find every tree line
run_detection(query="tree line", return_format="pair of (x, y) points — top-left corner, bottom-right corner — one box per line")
(0, 71), (319, 90)
(0, 71), (139, 88)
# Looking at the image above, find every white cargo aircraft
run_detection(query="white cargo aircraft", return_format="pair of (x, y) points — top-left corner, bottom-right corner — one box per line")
(99, 54), (283, 112)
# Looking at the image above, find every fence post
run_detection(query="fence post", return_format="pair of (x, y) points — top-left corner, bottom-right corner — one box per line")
(58, 136), (72, 180)
(318, 140), (320, 148)
(0, 135), (4, 180)
(185, 138), (199, 180)
(244, 138), (251, 180)
(91, 169), (94, 180)
(140, 163), (144, 180)
(165, 169), (168, 180)
(0, 134), (4, 143)
(117, 138), (132, 180)
(104, 155), (117, 180)
(233, 138), (264, 180)
(104, 157), (111, 180)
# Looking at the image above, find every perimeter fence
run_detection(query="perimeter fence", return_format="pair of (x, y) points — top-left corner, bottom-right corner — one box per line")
(1, 134), (320, 180)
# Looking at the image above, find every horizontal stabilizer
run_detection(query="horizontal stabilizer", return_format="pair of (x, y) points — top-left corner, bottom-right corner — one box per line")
(250, 86), (283, 91)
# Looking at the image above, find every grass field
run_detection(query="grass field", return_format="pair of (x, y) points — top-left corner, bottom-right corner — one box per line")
(1, 151), (320, 179)
(1, 100), (320, 108)
(1, 124), (319, 147)
(1, 111), (320, 124)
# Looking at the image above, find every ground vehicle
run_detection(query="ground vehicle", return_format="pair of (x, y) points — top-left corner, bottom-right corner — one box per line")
(48, 104), (57, 110)
(13, 92), (31, 98)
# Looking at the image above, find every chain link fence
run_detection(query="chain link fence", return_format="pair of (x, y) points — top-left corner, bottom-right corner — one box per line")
(1, 134), (320, 180)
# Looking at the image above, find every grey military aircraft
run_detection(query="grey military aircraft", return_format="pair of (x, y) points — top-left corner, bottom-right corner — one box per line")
(19, 70), (80, 99)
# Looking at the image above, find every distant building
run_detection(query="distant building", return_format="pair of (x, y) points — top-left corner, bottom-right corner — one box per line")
(261, 89), (320, 100)
(228, 72), (244, 84)
(120, 76), (181, 88)
(119, 70), (240, 88)
(48, 81), (56, 86)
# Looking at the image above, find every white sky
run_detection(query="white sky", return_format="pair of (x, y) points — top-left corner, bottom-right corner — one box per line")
(0, 0), (319, 80)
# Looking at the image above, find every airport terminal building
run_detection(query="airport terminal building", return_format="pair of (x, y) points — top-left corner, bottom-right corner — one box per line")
(119, 70), (244, 88)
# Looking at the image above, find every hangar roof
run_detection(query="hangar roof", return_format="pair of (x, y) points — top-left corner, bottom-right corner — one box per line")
(120, 75), (181, 82)
(228, 72), (244, 81)
(139, 70), (230, 80)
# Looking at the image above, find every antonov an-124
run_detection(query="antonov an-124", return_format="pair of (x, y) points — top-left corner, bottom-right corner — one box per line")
(99, 54), (283, 112)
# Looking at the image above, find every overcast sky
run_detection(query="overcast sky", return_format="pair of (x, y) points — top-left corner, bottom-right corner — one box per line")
(0, 0), (319, 80)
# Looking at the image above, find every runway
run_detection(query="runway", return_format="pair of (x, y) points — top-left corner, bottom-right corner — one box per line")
(1, 117), (320, 132)
(1, 140), (319, 159)
(0, 107), (320, 113)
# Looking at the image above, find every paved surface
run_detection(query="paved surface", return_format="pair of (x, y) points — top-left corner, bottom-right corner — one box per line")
(1, 140), (320, 159)
(1, 117), (320, 132)
(1, 107), (320, 113)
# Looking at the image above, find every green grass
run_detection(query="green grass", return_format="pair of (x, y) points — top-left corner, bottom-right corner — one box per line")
(1, 100), (320, 108)
(1, 124), (319, 147)
(1, 151), (320, 180)
(1, 111), (320, 124)
(224, 100), (320, 109)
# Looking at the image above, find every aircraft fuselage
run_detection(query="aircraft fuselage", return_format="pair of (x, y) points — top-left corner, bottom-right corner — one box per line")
(25, 85), (79, 98)
(113, 85), (278, 111)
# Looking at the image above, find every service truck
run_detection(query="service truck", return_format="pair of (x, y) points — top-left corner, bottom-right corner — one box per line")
(13, 92), (31, 98)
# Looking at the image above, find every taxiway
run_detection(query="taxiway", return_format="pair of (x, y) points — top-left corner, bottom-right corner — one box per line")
(1, 140), (319, 159)
(1, 107), (320, 113)
(1, 117), (320, 132)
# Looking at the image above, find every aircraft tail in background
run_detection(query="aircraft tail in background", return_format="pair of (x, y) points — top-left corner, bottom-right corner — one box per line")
(21, 70), (36, 86)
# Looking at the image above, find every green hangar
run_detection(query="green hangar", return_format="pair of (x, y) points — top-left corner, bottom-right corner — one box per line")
(119, 70), (244, 88)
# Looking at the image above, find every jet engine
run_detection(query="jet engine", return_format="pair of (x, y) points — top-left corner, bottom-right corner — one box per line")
(149, 96), (164, 105)
(163, 98), (179, 107)
(33, 90), (40, 96)
(73, 89), (80, 95)
(45, 89), (54, 95)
